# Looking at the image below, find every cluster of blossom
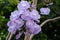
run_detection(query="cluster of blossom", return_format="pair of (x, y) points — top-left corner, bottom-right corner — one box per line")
(40, 7), (50, 15)
(7, 0), (41, 39)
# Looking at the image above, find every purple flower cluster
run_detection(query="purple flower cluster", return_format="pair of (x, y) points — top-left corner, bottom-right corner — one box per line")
(17, 0), (30, 10)
(7, 0), (41, 39)
(7, 18), (24, 34)
(40, 7), (50, 15)
(26, 20), (41, 34)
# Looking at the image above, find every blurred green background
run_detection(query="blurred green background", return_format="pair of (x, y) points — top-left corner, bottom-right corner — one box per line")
(0, 0), (60, 40)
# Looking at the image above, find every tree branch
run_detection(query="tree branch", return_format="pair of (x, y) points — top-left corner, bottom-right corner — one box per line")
(24, 35), (31, 40)
(6, 33), (10, 40)
(8, 33), (13, 40)
(40, 16), (60, 27)
(32, 0), (37, 9)
(6, 33), (13, 40)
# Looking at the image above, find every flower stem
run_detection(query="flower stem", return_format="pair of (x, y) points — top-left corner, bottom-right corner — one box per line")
(32, 0), (37, 9)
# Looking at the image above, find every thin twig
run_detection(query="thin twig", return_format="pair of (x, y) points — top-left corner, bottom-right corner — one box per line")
(8, 33), (13, 40)
(40, 16), (60, 27)
(32, 0), (37, 9)
(30, 34), (34, 40)
(24, 34), (34, 40)
(6, 33), (13, 40)
(24, 35), (31, 40)
(6, 33), (10, 40)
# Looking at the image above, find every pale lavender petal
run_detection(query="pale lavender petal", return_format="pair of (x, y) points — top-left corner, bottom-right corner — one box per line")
(7, 21), (23, 34)
(29, 9), (40, 21)
(21, 10), (31, 21)
(10, 10), (20, 21)
(17, 1), (30, 10)
(15, 18), (24, 27)
(7, 21), (16, 27)
(26, 20), (41, 34)
(40, 7), (50, 15)
(29, 24), (41, 34)
(8, 26), (16, 34)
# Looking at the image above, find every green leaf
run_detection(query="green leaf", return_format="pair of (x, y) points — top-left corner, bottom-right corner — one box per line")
(8, 0), (19, 5)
